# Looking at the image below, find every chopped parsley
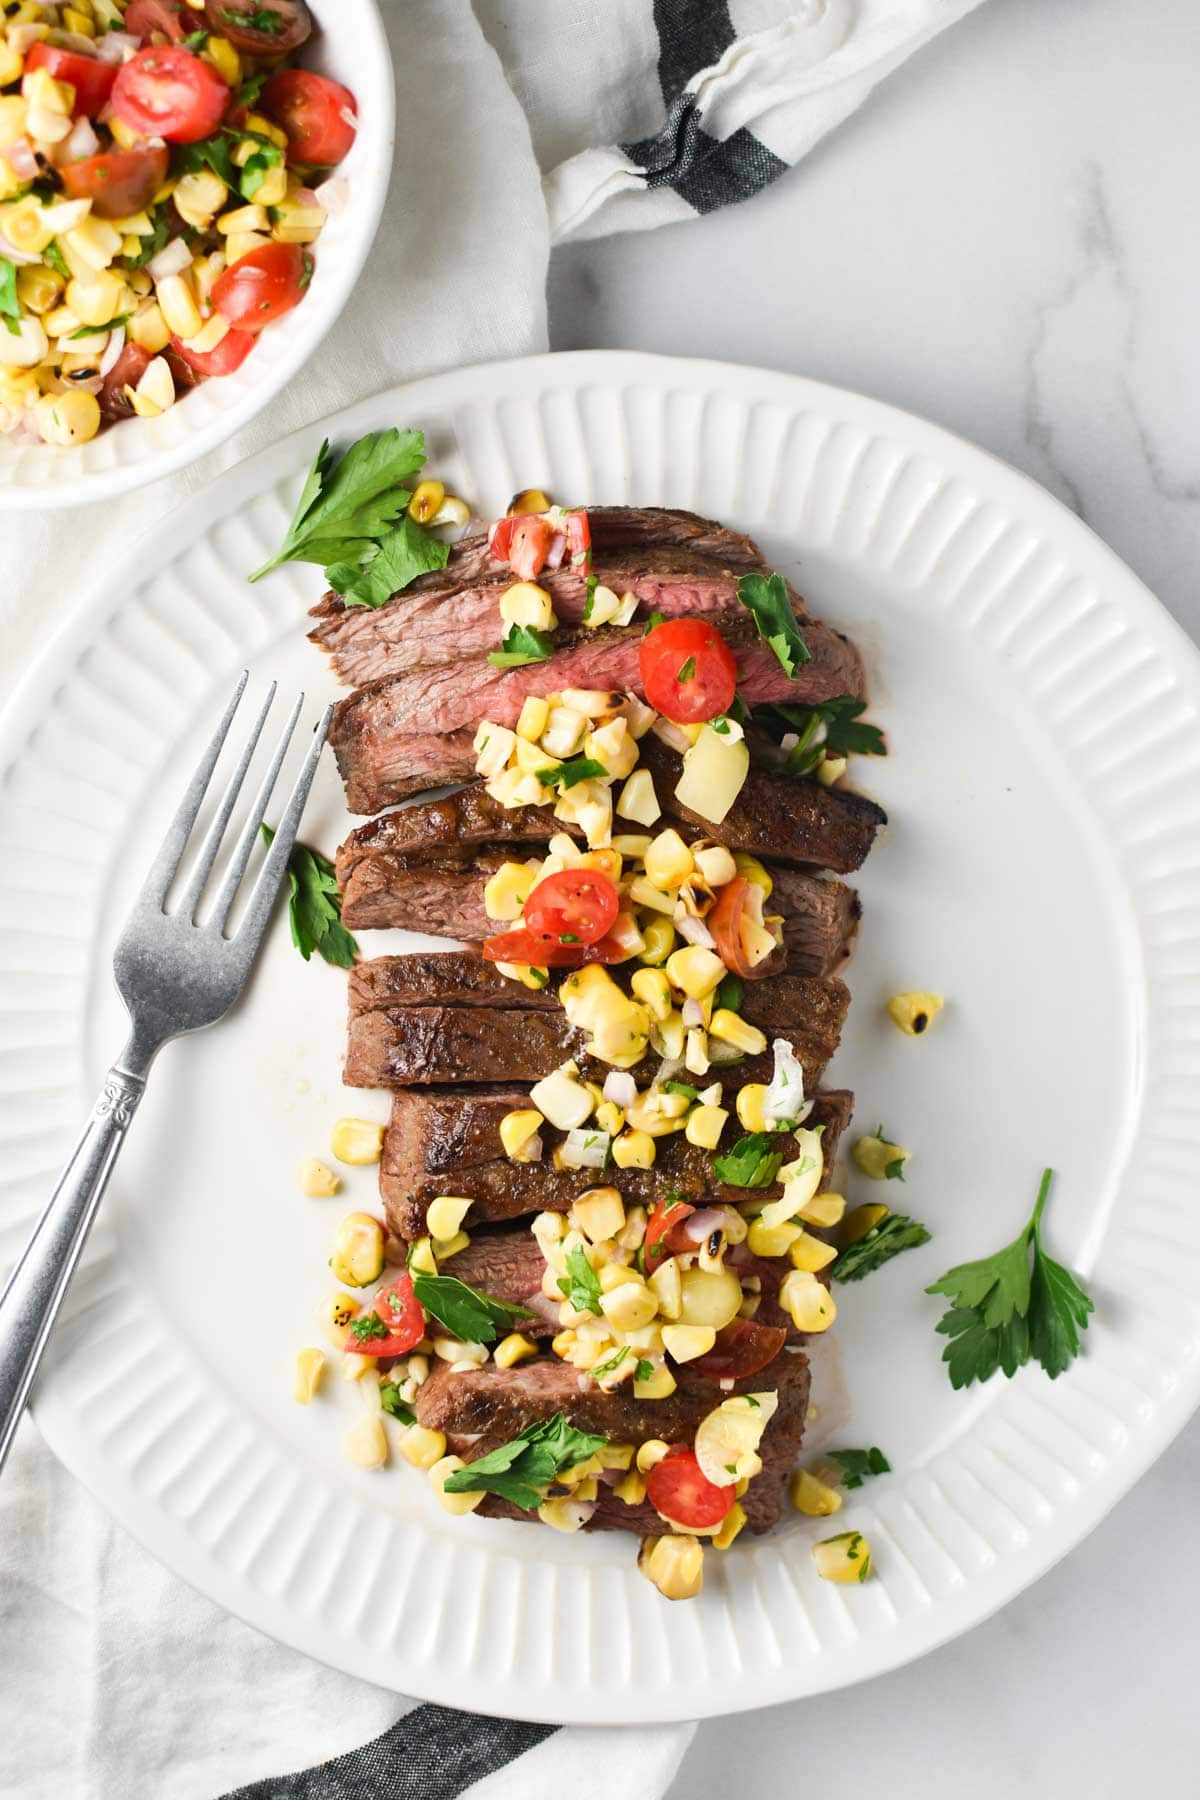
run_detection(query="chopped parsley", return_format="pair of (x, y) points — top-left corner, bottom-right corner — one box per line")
(715, 972), (744, 1014)
(0, 257), (20, 337)
(260, 825), (359, 969)
(635, 1359), (654, 1383)
(582, 573), (599, 621)
(712, 1132), (785, 1190)
(410, 1272), (535, 1346)
(737, 571), (812, 677)
(642, 610), (666, 635)
(379, 1383), (415, 1424)
(348, 1312), (388, 1344)
(125, 212), (170, 271)
(829, 1447), (891, 1489)
(238, 133), (284, 202)
(535, 755), (607, 790)
(557, 1244), (603, 1316)
(221, 5), (283, 29)
(832, 1214), (931, 1283)
(664, 1081), (702, 1101)
(43, 240), (69, 278)
(442, 1413), (607, 1511)
(677, 656), (696, 682)
(487, 623), (555, 668)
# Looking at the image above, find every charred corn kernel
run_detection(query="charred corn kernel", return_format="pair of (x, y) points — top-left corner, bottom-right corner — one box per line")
(516, 694), (550, 741)
(483, 860), (536, 920)
(0, 46), (23, 86)
(155, 271), (202, 338)
(813, 1530), (872, 1584)
(679, 1267), (742, 1331)
(638, 915), (676, 966)
(63, 215), (122, 270)
(644, 828), (693, 890)
(23, 65), (72, 115)
(693, 844), (737, 888)
(841, 1202), (889, 1246)
(628, 876), (675, 916)
(426, 1196), (471, 1240)
(17, 263), (63, 316)
(853, 1130), (910, 1181)
(733, 852), (773, 898)
(815, 753), (847, 786)
(173, 168), (227, 228)
(108, 115), (142, 150)
(499, 580), (556, 630)
(595, 1099), (624, 1136)
(779, 1269), (837, 1333)
(585, 716), (638, 779)
(509, 486), (551, 514)
(736, 1084), (769, 1133)
(495, 959), (550, 990)
(634, 1360), (677, 1399)
(493, 1333), (537, 1369)
(433, 1229), (469, 1261)
(2, 197), (53, 255)
(746, 1217), (803, 1258)
(887, 990), (944, 1037)
(499, 1108), (544, 1161)
(408, 1236), (437, 1275)
(249, 160), (288, 207)
(601, 1280), (658, 1333)
(218, 201), (269, 236)
(406, 1353), (431, 1386)
(407, 478), (445, 524)
(639, 1534), (704, 1600)
(537, 1496), (592, 1533)
(128, 269), (152, 297)
(65, 269), (125, 326)
(709, 1010), (767, 1055)
(647, 1009), (685, 1064)
(665, 945), (725, 1000)
(293, 1346), (326, 1403)
(41, 303), (79, 340)
(345, 1415), (388, 1470)
(551, 1329), (577, 1359)
(648, 1257), (683, 1322)
(63, 7), (96, 32)
(181, 313), (230, 357)
(662, 1322), (717, 1363)
(202, 33), (240, 84)
(429, 1455), (483, 1515)
(588, 996), (651, 1066)
(599, 1259), (641, 1293)
(790, 1469), (843, 1517)
(789, 1231), (837, 1272)
(272, 198), (324, 243)
(573, 1186), (625, 1244)
(685, 1104), (728, 1150)
(298, 1157), (340, 1198)
(432, 1335), (487, 1367)
(330, 1212), (385, 1287)
(630, 967), (672, 1021)
(33, 389), (100, 446)
(331, 1118), (385, 1165)
(615, 1468), (647, 1505)
(612, 1128), (656, 1170)
(400, 1424), (446, 1470)
(797, 1193), (845, 1229)
(636, 1439), (670, 1473)
(316, 1292), (359, 1349)
(224, 229), (270, 262)
(713, 1502), (748, 1549)
(242, 111), (288, 149)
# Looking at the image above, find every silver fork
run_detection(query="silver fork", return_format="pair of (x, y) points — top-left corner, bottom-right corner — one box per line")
(0, 673), (332, 1474)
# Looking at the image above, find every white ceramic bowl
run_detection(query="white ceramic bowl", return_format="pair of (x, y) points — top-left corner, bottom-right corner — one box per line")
(0, 2), (394, 511)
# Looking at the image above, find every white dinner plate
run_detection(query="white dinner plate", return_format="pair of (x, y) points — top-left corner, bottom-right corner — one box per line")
(3, 352), (1200, 1723)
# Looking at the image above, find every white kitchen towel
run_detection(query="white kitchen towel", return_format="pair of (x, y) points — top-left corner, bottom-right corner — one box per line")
(0, 3), (988, 1798)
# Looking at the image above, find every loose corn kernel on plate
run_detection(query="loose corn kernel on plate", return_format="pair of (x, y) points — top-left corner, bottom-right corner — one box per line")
(3, 351), (1200, 1720)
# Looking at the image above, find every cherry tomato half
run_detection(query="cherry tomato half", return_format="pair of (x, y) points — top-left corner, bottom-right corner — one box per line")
(481, 927), (583, 968)
(645, 1446), (735, 1531)
(169, 327), (256, 378)
(689, 1319), (788, 1381)
(342, 1272), (426, 1359)
(60, 145), (169, 220)
(26, 43), (117, 117)
(211, 0), (313, 57)
(565, 507), (591, 570)
(111, 46), (229, 144)
(123, 0), (188, 41)
(523, 869), (620, 947)
(639, 617), (737, 724)
(261, 66), (356, 165)
(211, 242), (313, 333)
(507, 514), (555, 581)
(643, 1198), (695, 1273)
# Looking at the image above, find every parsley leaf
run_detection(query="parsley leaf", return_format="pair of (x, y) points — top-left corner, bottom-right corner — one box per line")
(221, 5), (283, 29)
(69, 314), (131, 340)
(183, 29), (209, 50)
(443, 1413), (607, 1511)
(715, 972), (744, 1014)
(261, 825), (359, 969)
(174, 130), (238, 187)
(829, 1447), (891, 1490)
(486, 623), (555, 668)
(582, 573), (598, 622)
(664, 1081), (702, 1102)
(712, 1132), (785, 1190)
(43, 240), (69, 278)
(349, 1311), (388, 1343)
(590, 1346), (633, 1380)
(238, 134), (284, 201)
(236, 66), (270, 107)
(410, 1272), (535, 1346)
(326, 510), (450, 609)
(379, 1383), (415, 1425)
(557, 1244), (603, 1316)
(535, 755), (607, 790)
(833, 1213), (931, 1282)
(926, 1169), (1093, 1388)
(635, 1358), (654, 1383)
(643, 610), (665, 635)
(0, 257), (21, 337)
(249, 428), (429, 581)
(125, 211), (170, 271)
(677, 655), (696, 682)
(737, 572), (812, 677)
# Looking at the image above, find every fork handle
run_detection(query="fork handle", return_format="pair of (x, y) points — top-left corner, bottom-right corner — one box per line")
(0, 1058), (149, 1475)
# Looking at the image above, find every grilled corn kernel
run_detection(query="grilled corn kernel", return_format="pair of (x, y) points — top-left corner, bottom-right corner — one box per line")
(33, 389), (100, 446)
(813, 1530), (873, 1584)
(709, 1010), (767, 1055)
(779, 1269), (837, 1333)
(790, 1469), (843, 1517)
(408, 1236), (438, 1276)
(612, 1128), (656, 1170)
(330, 1212), (385, 1288)
(509, 486), (551, 513)
(15, 265), (61, 314)
(537, 1497), (593, 1533)
(736, 1083), (770, 1133)
(406, 480), (445, 525)
(712, 1502), (748, 1549)
(551, 1329), (577, 1359)
(599, 1259), (641, 1294)
(661, 1322), (717, 1363)
(345, 1415), (388, 1470)
(482, 860), (536, 921)
(129, 300), (171, 353)
(637, 915), (676, 966)
(155, 271), (202, 338)
(65, 269), (125, 326)
(733, 853), (773, 898)
(499, 1108), (544, 1161)
(242, 111), (288, 148)
(224, 229), (270, 263)
(433, 1229), (470, 1261)
(601, 1280), (659, 1333)
(342, 1351), (378, 1380)
(400, 1424), (447, 1470)
(796, 1193), (845, 1229)
(629, 967), (671, 1022)
(299, 1157), (341, 1198)
(573, 1186), (625, 1244)
(493, 1333), (537, 1370)
(841, 1202), (889, 1246)
(218, 201), (269, 236)
(853, 1130), (910, 1181)
(789, 1231), (837, 1272)
(678, 1267), (741, 1330)
(293, 1346), (325, 1404)
(430, 1455), (484, 1515)
(634, 1360), (677, 1398)
(126, 356), (175, 419)
(595, 1099), (624, 1137)
(63, 7), (96, 33)
(745, 1217), (801, 1259)
(515, 694), (550, 741)
(432, 494), (471, 528)
(331, 1118), (385, 1165)
(665, 945), (725, 1000)
(644, 828), (693, 890)
(425, 1196), (471, 1242)
(316, 1292), (360, 1349)
(612, 766), (659, 828)
(500, 579), (556, 631)
(614, 1468), (647, 1505)
(693, 844), (737, 888)
(815, 753), (847, 786)
(648, 1257), (683, 1322)
(684, 1104), (728, 1151)
(0, 46), (23, 85)
(173, 168), (227, 228)
(639, 1534), (704, 1601)
(887, 990), (944, 1037)
(63, 216), (122, 272)
(181, 312), (230, 356)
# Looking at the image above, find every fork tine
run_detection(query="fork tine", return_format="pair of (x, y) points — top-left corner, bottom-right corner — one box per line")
(210, 691), (304, 932)
(231, 704), (333, 954)
(141, 671), (248, 908)
(177, 681), (277, 920)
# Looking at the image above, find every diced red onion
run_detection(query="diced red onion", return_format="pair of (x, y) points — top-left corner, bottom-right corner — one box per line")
(294, 187), (320, 207)
(681, 997), (705, 1028)
(676, 913), (716, 949)
(314, 174), (349, 217)
(67, 373), (104, 395)
(339, 104), (358, 129)
(147, 237), (191, 282)
(0, 230), (37, 265)
(5, 140), (38, 181)
(603, 1070), (637, 1108)
(63, 116), (100, 163)
(99, 325), (125, 378)
(525, 1290), (561, 1326)
(519, 1131), (544, 1163)
(652, 717), (691, 754)
(681, 1208), (724, 1243)
(95, 30), (140, 62)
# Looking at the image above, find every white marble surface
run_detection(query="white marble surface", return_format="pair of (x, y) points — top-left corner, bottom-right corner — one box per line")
(549, 0), (1200, 1789)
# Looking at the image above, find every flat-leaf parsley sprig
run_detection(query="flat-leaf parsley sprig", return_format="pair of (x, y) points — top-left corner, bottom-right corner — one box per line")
(261, 826), (358, 969)
(926, 1169), (1094, 1389)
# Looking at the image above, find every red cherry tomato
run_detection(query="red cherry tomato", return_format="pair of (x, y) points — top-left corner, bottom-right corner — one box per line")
(644, 1198), (695, 1273)
(98, 343), (152, 424)
(481, 927), (583, 968)
(25, 43), (117, 117)
(523, 869), (620, 947)
(507, 514), (555, 581)
(645, 1446), (735, 1531)
(123, 0), (188, 41)
(639, 617), (737, 723)
(690, 1320), (788, 1381)
(565, 507), (591, 569)
(345, 1271), (426, 1359)
(212, 242), (313, 333)
(707, 875), (783, 981)
(111, 46), (229, 144)
(261, 67), (356, 165)
(60, 145), (169, 220)
(169, 327), (256, 378)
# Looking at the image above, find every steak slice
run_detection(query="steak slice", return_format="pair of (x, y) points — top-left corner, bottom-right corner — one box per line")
(310, 548), (787, 688)
(338, 846), (859, 978)
(414, 1347), (811, 1536)
(381, 1085), (853, 1238)
(330, 616), (865, 812)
